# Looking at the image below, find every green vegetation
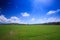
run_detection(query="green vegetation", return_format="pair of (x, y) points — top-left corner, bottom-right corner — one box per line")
(0, 25), (60, 40)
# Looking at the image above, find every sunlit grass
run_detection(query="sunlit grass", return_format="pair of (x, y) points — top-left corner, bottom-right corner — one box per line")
(0, 25), (60, 40)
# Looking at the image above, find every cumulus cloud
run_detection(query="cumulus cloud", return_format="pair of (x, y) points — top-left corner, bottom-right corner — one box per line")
(0, 15), (7, 23)
(47, 9), (60, 15)
(47, 11), (56, 15)
(8, 16), (21, 23)
(0, 15), (24, 24)
(21, 12), (30, 17)
(0, 15), (60, 24)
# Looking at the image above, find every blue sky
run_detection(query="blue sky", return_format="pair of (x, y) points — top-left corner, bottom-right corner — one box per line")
(0, 0), (60, 24)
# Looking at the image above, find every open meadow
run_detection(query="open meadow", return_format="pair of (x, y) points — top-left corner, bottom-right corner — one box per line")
(0, 25), (60, 40)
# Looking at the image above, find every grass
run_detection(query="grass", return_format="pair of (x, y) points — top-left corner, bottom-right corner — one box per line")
(0, 25), (60, 40)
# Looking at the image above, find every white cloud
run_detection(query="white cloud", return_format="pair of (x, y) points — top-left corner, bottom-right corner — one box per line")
(0, 15), (60, 24)
(47, 11), (56, 15)
(31, 18), (35, 21)
(0, 15), (7, 23)
(28, 17), (60, 24)
(36, 17), (60, 24)
(37, 18), (47, 23)
(8, 16), (21, 23)
(0, 15), (24, 24)
(21, 12), (30, 17)
(46, 17), (60, 22)
(47, 9), (60, 15)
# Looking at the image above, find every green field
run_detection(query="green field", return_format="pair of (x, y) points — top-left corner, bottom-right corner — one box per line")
(0, 25), (60, 40)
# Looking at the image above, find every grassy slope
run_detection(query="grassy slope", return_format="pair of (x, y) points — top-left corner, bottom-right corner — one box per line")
(0, 25), (60, 40)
